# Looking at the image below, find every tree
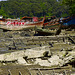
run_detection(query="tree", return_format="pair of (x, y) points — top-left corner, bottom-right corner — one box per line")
(62, 0), (75, 15)
(0, 0), (69, 18)
(0, 4), (7, 18)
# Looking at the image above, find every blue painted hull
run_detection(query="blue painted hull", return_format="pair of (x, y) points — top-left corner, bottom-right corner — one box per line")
(62, 16), (75, 29)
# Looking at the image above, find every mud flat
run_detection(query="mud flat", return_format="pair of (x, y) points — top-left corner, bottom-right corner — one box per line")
(0, 29), (75, 75)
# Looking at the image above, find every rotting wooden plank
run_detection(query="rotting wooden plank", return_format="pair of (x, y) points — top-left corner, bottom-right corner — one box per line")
(29, 65), (72, 70)
(8, 69), (19, 75)
(8, 69), (12, 75)
(26, 67), (32, 75)
(38, 69), (43, 75)
(68, 36), (75, 44)
(19, 71), (22, 75)
(52, 69), (56, 75)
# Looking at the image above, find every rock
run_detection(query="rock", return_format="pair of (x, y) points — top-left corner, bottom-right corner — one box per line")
(34, 58), (50, 66)
(25, 46), (51, 58)
(58, 51), (68, 58)
(0, 50), (26, 61)
(0, 45), (74, 67)
(25, 49), (44, 58)
(43, 51), (50, 57)
(17, 57), (27, 64)
(3, 63), (6, 65)
(69, 51), (75, 57)
(8, 46), (16, 50)
(48, 55), (64, 66)
(0, 46), (51, 64)
(64, 56), (75, 64)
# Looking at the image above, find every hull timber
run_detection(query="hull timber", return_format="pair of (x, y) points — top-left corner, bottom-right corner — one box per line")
(43, 15), (75, 30)
(36, 28), (57, 35)
(44, 23), (60, 30)
(0, 21), (44, 31)
(0, 17), (45, 31)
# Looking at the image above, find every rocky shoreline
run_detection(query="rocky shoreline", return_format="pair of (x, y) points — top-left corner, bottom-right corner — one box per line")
(0, 29), (75, 75)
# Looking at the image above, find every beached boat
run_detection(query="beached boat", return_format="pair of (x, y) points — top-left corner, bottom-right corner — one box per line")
(0, 16), (45, 31)
(61, 15), (75, 29)
(43, 15), (75, 30)
(36, 15), (75, 36)
(35, 24), (62, 35)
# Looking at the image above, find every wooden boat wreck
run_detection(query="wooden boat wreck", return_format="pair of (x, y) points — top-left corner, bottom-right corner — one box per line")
(35, 24), (62, 35)
(0, 16), (45, 31)
(43, 16), (60, 30)
(43, 15), (75, 30)
(36, 15), (75, 35)
(35, 28), (57, 35)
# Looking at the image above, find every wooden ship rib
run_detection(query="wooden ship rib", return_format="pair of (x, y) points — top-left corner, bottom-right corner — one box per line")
(36, 15), (75, 35)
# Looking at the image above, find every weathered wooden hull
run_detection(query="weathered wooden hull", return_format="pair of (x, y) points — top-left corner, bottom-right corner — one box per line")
(0, 25), (35, 30)
(0, 16), (45, 31)
(44, 15), (75, 29)
(43, 17), (60, 30)
(43, 23), (60, 30)
(0, 21), (44, 31)
(36, 28), (57, 35)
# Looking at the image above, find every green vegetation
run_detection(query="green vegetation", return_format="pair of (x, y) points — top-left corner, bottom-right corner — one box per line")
(62, 0), (75, 15)
(0, 0), (70, 18)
